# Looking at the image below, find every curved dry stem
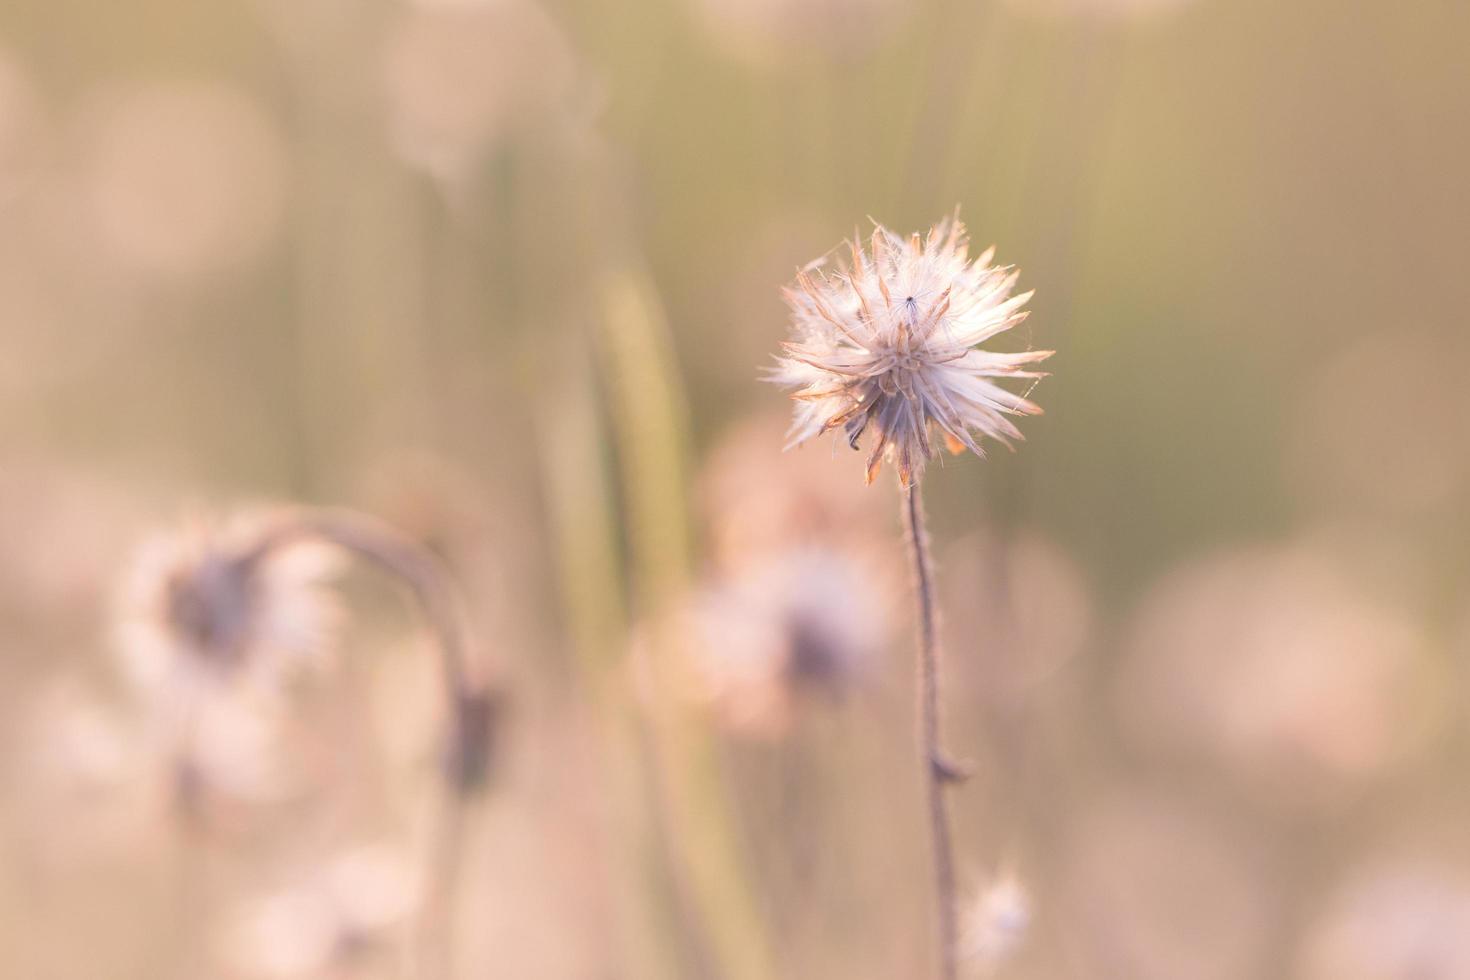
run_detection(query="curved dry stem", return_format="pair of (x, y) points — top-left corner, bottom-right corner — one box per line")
(904, 482), (959, 980)
(263, 507), (499, 980)
(262, 507), (499, 792)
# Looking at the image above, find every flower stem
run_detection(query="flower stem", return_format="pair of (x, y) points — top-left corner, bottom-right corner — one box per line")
(259, 508), (500, 792)
(265, 508), (499, 978)
(903, 482), (959, 980)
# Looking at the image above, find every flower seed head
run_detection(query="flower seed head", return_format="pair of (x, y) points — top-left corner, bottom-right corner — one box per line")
(688, 547), (888, 737)
(115, 512), (340, 696)
(770, 216), (1051, 486)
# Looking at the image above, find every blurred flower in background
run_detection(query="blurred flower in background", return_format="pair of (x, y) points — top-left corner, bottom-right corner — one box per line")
(1297, 855), (1470, 980)
(687, 546), (889, 737)
(688, 414), (901, 736)
(1287, 328), (1470, 524)
(1115, 542), (1449, 813)
(15, 674), (300, 865)
(1062, 789), (1279, 980)
(1, 0), (1468, 975)
(114, 512), (342, 700)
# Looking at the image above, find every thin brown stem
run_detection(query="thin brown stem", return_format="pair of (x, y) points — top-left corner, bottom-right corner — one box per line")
(260, 507), (498, 980)
(903, 482), (959, 980)
(285, 511), (469, 688)
(259, 507), (500, 790)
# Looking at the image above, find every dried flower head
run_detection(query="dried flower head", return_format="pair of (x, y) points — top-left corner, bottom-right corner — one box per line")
(770, 216), (1051, 486)
(687, 547), (888, 737)
(115, 512), (340, 696)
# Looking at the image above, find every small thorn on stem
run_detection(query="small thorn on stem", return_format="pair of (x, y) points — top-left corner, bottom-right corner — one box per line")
(931, 752), (972, 785)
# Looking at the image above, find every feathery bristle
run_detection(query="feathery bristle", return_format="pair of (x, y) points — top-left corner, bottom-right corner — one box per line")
(769, 216), (1051, 486)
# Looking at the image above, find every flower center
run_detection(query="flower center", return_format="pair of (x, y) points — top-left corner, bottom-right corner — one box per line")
(878, 356), (922, 396)
(167, 553), (259, 668)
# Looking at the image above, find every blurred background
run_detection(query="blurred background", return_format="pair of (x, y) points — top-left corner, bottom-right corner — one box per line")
(2, 0), (1469, 977)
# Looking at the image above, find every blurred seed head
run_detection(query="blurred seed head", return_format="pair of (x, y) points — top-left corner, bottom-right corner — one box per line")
(76, 80), (287, 282)
(383, 0), (579, 183)
(1115, 542), (1448, 812)
(963, 873), (1031, 972)
(114, 512), (342, 698)
(686, 547), (889, 738)
(695, 0), (914, 66)
(1297, 858), (1470, 980)
(770, 217), (1049, 487)
(221, 844), (420, 978)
